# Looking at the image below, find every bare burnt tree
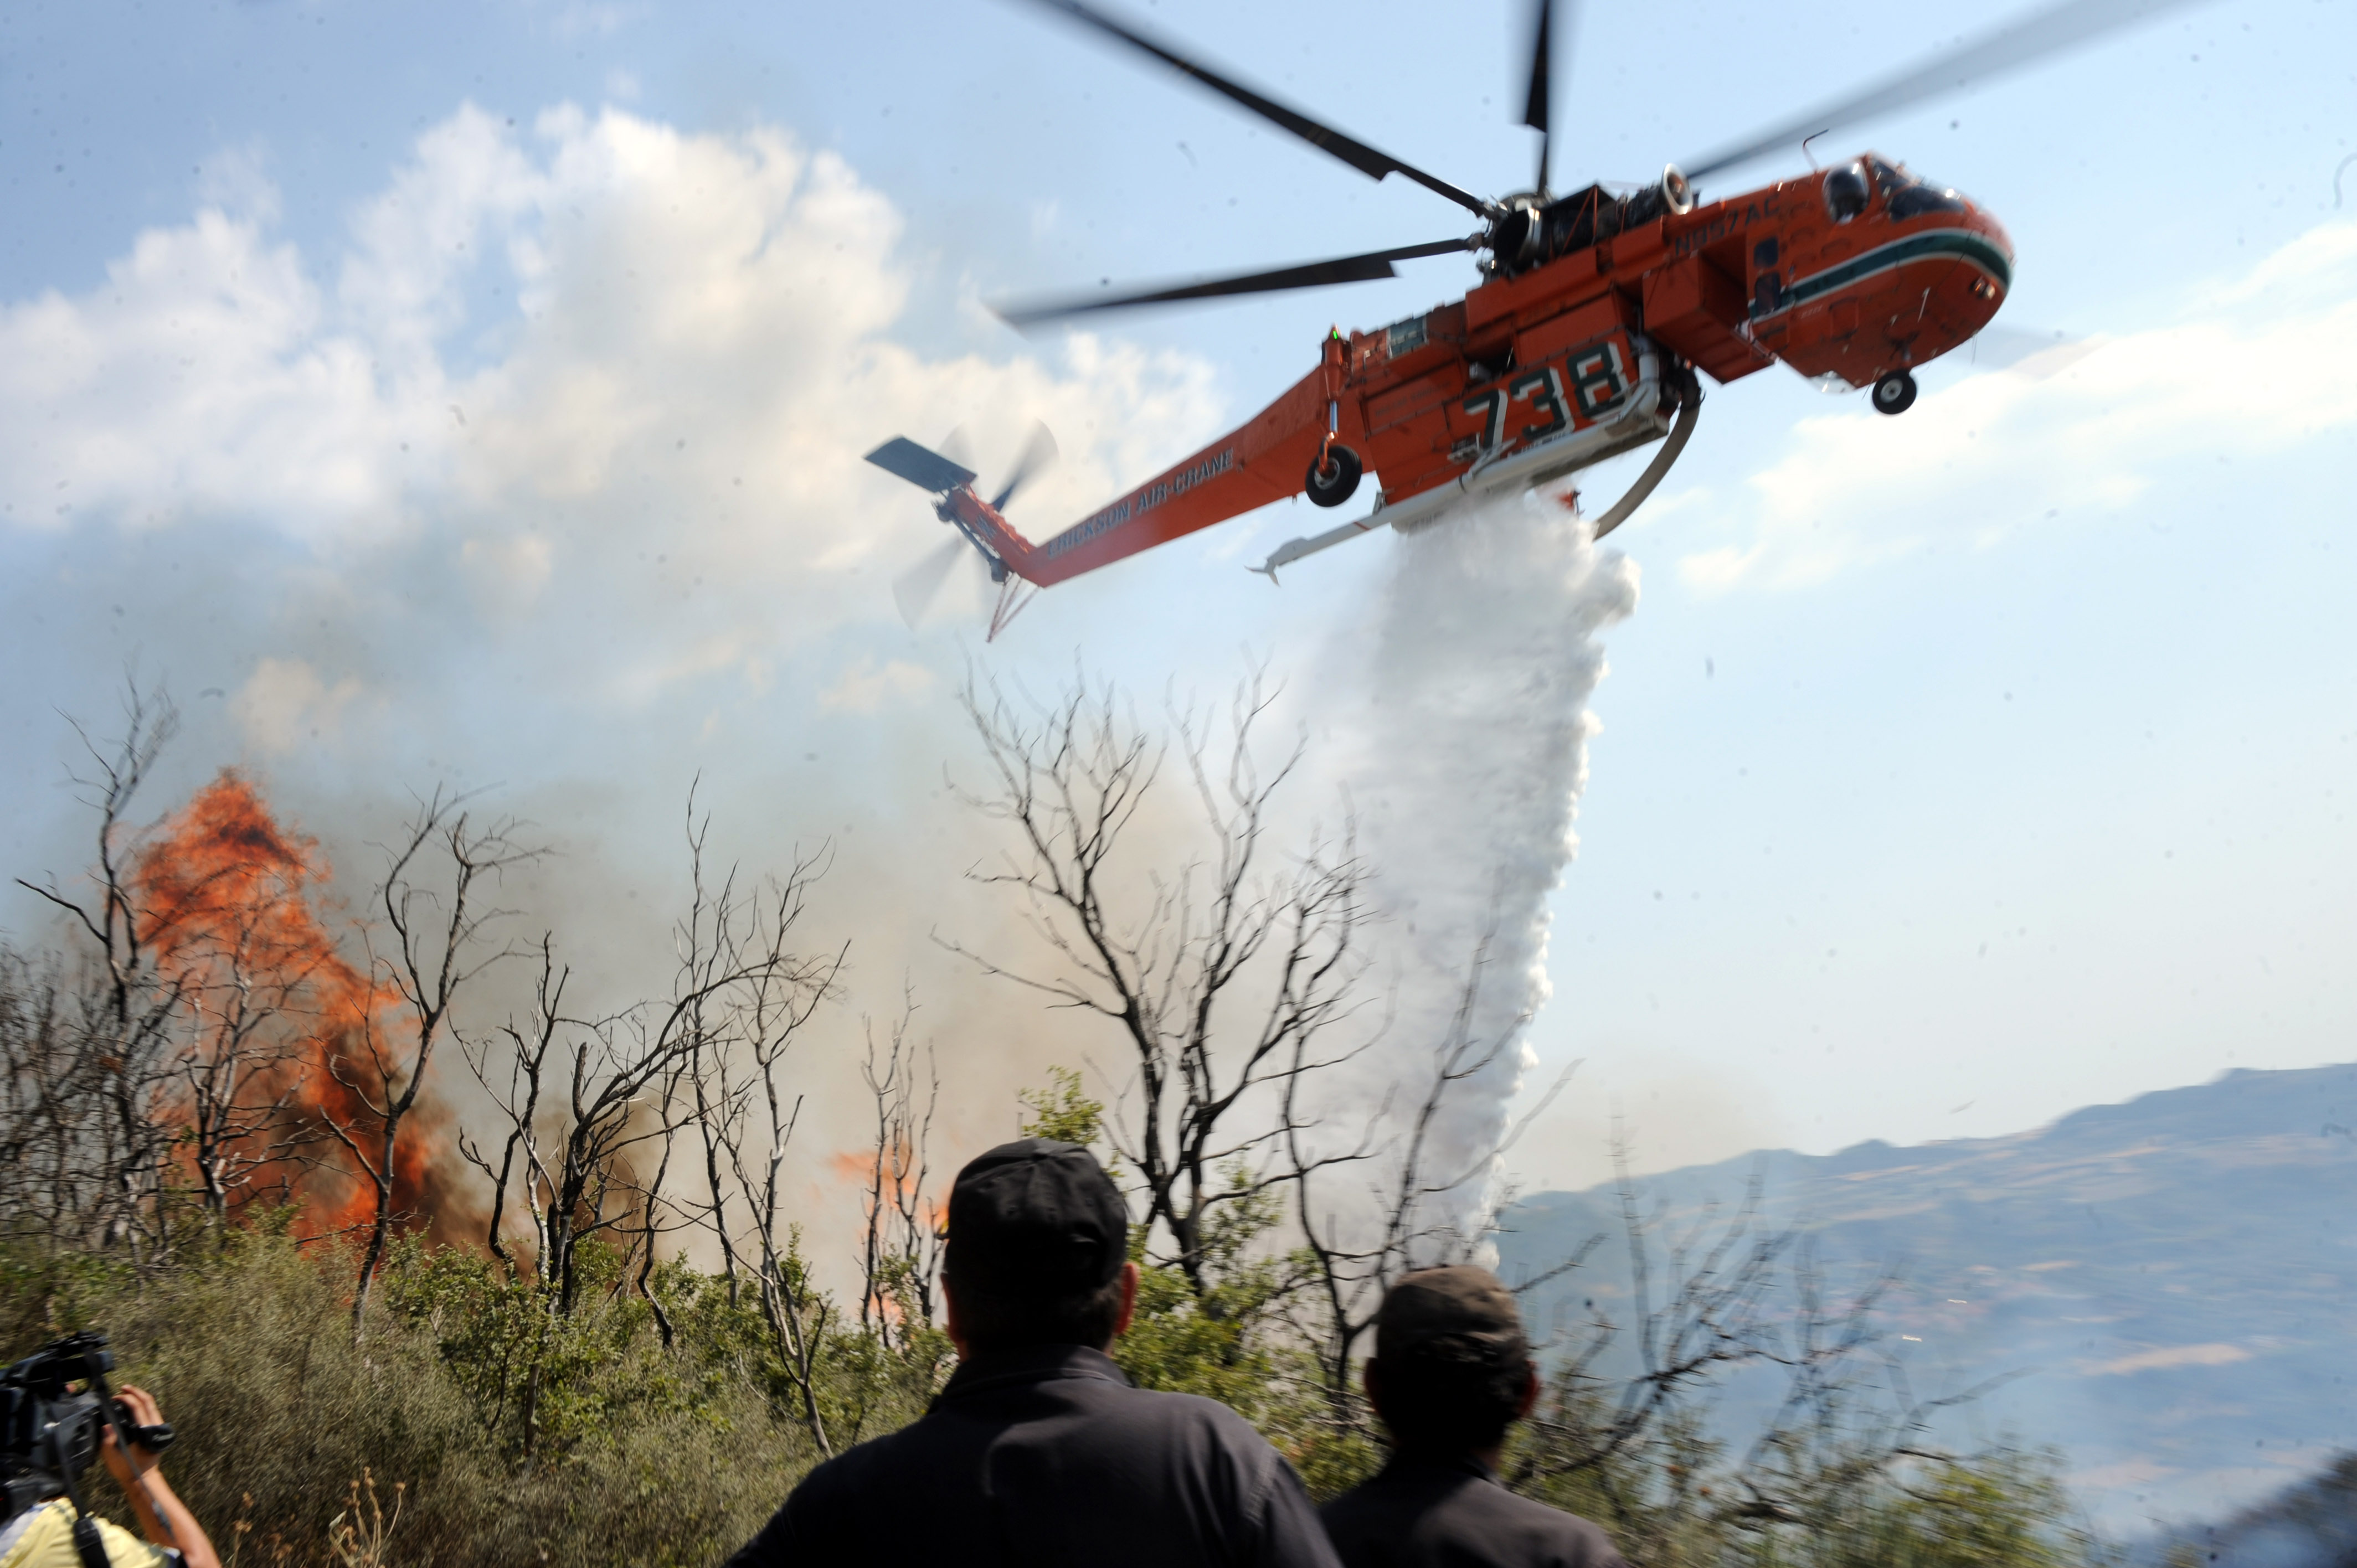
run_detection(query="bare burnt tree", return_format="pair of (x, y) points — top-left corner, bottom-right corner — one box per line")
(455, 911), (825, 1460)
(8, 685), (188, 1258)
(327, 791), (533, 1333)
(854, 998), (943, 1347)
(666, 808), (843, 1457)
(1712, 1236), (1992, 1541)
(949, 669), (1367, 1296)
(452, 944), (635, 1317)
(1509, 1158), (1793, 1534)
(461, 912), (830, 1317)
(0, 946), (163, 1254)
(631, 1044), (697, 1346)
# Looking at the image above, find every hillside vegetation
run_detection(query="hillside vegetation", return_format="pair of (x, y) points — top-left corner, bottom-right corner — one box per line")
(3, 686), (2100, 1565)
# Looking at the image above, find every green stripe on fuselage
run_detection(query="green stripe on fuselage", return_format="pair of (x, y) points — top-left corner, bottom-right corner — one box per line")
(1754, 229), (2013, 321)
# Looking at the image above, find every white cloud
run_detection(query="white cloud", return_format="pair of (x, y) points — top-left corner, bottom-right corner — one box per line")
(194, 141), (282, 226)
(0, 102), (1226, 721)
(0, 208), (409, 538)
(1674, 220), (2357, 594)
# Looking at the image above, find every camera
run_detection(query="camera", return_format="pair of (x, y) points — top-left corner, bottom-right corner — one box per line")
(1, 1332), (174, 1522)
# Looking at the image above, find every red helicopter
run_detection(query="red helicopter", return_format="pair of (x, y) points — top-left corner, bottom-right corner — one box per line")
(869, 0), (2180, 635)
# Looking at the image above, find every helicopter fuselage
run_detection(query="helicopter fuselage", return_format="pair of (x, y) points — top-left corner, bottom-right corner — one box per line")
(932, 153), (2010, 589)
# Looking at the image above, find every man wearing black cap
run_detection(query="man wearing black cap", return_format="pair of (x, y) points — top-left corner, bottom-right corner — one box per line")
(1321, 1266), (1627, 1568)
(724, 1138), (1341, 1567)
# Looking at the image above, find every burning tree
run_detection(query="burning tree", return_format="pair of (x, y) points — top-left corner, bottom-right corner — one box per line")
(133, 772), (369, 1229)
(8, 687), (528, 1311)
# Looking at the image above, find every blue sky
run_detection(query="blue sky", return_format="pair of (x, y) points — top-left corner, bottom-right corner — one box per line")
(2, 0), (2353, 1192)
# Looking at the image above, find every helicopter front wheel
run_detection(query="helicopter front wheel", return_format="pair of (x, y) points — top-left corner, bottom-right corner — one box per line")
(1872, 369), (1918, 416)
(1305, 443), (1363, 507)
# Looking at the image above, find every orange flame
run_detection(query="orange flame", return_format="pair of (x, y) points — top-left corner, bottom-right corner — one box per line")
(831, 1141), (937, 1211)
(133, 772), (459, 1239)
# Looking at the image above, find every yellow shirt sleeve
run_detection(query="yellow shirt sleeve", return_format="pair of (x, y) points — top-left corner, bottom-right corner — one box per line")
(0, 1502), (168, 1568)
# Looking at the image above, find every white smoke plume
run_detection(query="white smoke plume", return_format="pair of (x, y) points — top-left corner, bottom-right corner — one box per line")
(0, 100), (1231, 1262)
(1324, 487), (1639, 1243)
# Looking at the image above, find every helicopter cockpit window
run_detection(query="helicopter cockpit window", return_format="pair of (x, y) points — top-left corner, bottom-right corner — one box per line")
(1825, 162), (1870, 222)
(1871, 158), (1970, 219)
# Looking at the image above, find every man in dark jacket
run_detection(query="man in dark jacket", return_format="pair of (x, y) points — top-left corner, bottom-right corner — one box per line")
(1322, 1267), (1627, 1568)
(725, 1138), (1340, 1568)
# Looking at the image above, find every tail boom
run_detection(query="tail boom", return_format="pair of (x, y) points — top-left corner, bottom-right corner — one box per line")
(868, 338), (1352, 592)
(964, 353), (1348, 587)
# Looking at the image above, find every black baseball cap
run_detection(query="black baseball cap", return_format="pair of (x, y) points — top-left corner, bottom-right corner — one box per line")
(944, 1139), (1128, 1296)
(1375, 1266), (1530, 1365)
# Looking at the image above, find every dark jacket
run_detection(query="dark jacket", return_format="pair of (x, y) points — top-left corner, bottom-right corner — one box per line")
(726, 1344), (1341, 1567)
(1321, 1454), (1628, 1568)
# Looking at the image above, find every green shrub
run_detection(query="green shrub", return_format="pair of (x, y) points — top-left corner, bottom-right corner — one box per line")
(0, 1232), (812, 1566)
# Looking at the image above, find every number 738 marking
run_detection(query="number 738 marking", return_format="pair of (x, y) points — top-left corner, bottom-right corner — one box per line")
(1461, 367), (1570, 454)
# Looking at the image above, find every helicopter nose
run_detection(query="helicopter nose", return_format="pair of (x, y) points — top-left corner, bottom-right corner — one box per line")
(1969, 205), (2014, 267)
(1968, 208), (2014, 316)
(1925, 210), (2015, 351)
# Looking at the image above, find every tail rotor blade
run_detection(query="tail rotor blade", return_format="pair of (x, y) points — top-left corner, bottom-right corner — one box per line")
(939, 424), (976, 473)
(893, 536), (967, 629)
(990, 423), (1061, 512)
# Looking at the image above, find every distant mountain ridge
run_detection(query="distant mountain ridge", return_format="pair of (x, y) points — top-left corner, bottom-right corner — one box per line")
(1493, 1062), (2357, 1534)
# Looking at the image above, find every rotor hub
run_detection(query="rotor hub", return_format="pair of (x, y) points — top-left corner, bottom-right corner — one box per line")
(1487, 200), (1546, 272)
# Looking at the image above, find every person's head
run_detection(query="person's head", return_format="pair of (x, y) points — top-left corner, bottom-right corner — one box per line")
(1363, 1266), (1540, 1460)
(940, 1138), (1137, 1355)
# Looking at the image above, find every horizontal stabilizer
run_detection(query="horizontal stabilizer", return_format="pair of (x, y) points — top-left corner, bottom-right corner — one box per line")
(865, 437), (979, 493)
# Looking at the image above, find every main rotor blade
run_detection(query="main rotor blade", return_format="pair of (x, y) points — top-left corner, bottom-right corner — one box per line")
(994, 237), (1476, 327)
(990, 423), (1061, 512)
(1016, 0), (1499, 220)
(1683, 0), (2206, 183)
(1521, 0), (1566, 197)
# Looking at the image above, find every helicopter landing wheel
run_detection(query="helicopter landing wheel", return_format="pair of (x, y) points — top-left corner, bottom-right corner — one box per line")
(1872, 369), (1918, 416)
(1305, 442), (1362, 508)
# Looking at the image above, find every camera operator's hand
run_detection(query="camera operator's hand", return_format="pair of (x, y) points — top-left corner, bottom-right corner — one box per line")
(98, 1386), (219, 1568)
(99, 1384), (167, 1485)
